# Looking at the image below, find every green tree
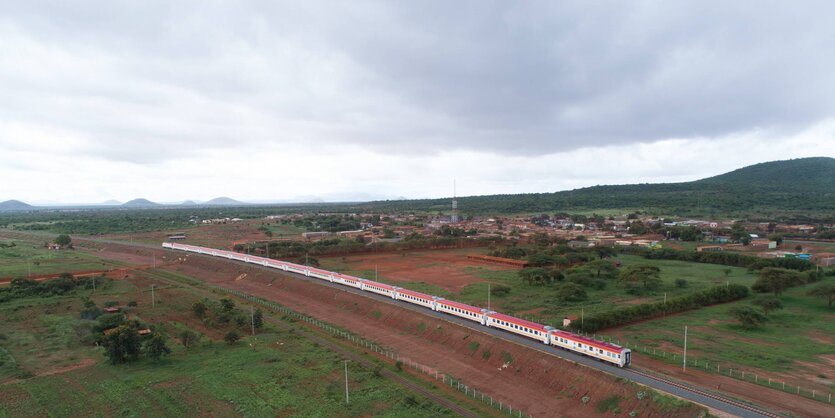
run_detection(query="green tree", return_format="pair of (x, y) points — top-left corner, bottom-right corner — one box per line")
(751, 296), (783, 316)
(179, 330), (201, 349)
(253, 308), (264, 330)
(674, 278), (688, 288)
(807, 283), (835, 308)
(618, 265), (662, 291)
(102, 325), (142, 364)
(224, 331), (240, 345)
(219, 298), (235, 313)
(192, 301), (208, 318)
(527, 253), (554, 267)
(555, 283), (587, 302)
(751, 268), (801, 297)
(518, 267), (551, 286)
(586, 259), (618, 279)
(144, 333), (171, 360)
(55, 234), (72, 247)
(729, 306), (768, 328)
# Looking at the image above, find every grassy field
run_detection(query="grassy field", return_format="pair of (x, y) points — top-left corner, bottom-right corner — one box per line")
(0, 239), (123, 278)
(605, 276), (835, 376)
(341, 252), (760, 327)
(0, 275), (454, 417)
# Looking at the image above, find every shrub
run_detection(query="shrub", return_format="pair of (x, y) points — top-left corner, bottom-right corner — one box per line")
(555, 283), (587, 302)
(674, 278), (688, 288)
(490, 284), (511, 296)
(224, 331), (240, 345)
(730, 306), (768, 328)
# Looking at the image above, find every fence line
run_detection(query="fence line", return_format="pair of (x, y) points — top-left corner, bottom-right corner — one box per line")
(600, 335), (834, 405)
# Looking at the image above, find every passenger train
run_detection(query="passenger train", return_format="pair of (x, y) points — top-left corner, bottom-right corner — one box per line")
(162, 242), (631, 367)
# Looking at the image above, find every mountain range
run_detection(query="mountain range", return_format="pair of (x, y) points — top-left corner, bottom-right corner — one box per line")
(350, 157), (835, 218)
(1, 157), (833, 218)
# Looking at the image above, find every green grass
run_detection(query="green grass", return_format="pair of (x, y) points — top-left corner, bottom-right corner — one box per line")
(263, 223), (307, 237)
(3, 332), (451, 417)
(321, 250), (761, 331)
(0, 240), (123, 278)
(605, 277), (835, 374)
(0, 281), (454, 417)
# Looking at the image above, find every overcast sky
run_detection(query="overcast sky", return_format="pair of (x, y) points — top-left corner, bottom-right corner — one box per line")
(2, 1), (834, 204)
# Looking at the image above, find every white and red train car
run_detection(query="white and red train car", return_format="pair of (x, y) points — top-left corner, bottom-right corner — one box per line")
(162, 242), (631, 367)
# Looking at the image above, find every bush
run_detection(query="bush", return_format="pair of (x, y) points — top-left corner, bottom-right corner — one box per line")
(490, 284), (511, 296)
(224, 331), (240, 345)
(674, 278), (688, 288)
(730, 306), (768, 328)
(555, 283), (588, 302)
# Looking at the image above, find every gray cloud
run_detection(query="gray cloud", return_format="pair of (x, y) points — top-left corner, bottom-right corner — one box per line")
(1, 0), (835, 166)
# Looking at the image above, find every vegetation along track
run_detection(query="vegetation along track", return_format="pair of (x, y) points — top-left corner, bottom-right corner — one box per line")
(139, 268), (484, 418)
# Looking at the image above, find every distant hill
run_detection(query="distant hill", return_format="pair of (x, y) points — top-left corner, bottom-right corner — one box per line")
(101, 199), (122, 205)
(349, 157), (835, 220)
(122, 198), (160, 208)
(0, 199), (34, 211)
(180, 200), (197, 206)
(203, 197), (248, 206)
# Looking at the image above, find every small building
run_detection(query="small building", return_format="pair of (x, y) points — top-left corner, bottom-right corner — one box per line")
(167, 233), (187, 240)
(47, 243), (62, 250)
(104, 307), (121, 313)
(563, 316), (578, 328)
(697, 245), (724, 252)
(567, 240), (594, 249)
(302, 231), (331, 240)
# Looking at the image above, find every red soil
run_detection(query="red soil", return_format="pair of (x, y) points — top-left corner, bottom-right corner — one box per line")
(322, 250), (515, 292)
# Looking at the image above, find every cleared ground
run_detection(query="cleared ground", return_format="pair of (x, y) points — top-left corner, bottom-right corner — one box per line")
(0, 239), (124, 279)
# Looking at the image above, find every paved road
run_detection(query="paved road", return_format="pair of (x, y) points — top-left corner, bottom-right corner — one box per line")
(60, 234), (780, 418)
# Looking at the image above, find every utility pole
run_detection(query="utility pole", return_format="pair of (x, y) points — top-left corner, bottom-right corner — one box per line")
(344, 360), (350, 405)
(28, 261), (31, 278)
(375, 264), (378, 281)
(151, 284), (155, 308)
(92, 277), (96, 292)
(250, 306), (255, 336)
(683, 326), (688, 372)
(487, 283), (490, 310)
(305, 252), (308, 266)
(581, 307), (584, 331)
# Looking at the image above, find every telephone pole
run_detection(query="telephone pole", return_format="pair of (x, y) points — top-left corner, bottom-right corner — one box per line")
(344, 360), (350, 405)
(151, 284), (155, 308)
(250, 306), (255, 336)
(487, 284), (490, 310)
(683, 326), (688, 372)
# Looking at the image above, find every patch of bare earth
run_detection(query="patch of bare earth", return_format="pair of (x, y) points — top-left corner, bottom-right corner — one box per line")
(322, 250), (515, 292)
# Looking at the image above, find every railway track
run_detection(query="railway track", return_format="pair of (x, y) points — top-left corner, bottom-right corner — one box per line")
(628, 368), (782, 418)
(139, 269), (485, 418)
(65, 235), (790, 417)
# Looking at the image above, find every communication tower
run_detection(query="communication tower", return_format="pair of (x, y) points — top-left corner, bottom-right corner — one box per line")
(451, 180), (459, 223)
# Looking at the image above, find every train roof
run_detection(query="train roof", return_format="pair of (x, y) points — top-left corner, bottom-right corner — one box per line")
(438, 299), (483, 313)
(552, 329), (625, 352)
(487, 312), (550, 331)
(362, 280), (395, 290)
(396, 288), (433, 300)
